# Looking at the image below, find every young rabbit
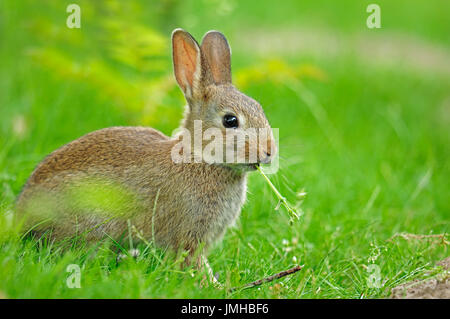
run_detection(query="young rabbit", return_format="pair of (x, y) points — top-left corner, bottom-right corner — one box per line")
(16, 29), (276, 281)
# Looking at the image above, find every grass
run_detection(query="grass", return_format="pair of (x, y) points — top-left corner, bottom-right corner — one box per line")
(0, 0), (449, 298)
(257, 165), (302, 223)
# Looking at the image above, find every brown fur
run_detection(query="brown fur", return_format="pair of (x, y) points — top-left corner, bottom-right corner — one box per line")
(16, 29), (276, 272)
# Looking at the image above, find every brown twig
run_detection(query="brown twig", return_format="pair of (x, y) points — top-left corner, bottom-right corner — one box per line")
(229, 265), (303, 292)
(387, 232), (449, 245)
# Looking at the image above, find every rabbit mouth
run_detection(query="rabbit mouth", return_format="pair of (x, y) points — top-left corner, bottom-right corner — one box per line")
(219, 162), (259, 172)
(242, 163), (259, 171)
(222, 163), (258, 172)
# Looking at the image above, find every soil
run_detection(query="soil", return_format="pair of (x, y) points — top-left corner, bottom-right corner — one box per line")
(390, 257), (450, 299)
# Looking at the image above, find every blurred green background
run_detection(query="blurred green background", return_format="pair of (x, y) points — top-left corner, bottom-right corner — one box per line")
(0, 0), (448, 298)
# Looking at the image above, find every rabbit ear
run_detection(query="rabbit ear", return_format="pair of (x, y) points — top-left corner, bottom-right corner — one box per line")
(172, 29), (204, 99)
(201, 31), (232, 85)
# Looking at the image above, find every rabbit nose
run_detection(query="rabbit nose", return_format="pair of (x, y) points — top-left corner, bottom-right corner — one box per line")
(258, 139), (276, 164)
(260, 151), (273, 164)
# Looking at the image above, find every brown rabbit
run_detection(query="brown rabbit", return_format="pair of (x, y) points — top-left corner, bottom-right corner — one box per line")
(16, 29), (276, 282)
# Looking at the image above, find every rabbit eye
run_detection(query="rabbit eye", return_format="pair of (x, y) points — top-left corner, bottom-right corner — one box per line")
(222, 114), (239, 128)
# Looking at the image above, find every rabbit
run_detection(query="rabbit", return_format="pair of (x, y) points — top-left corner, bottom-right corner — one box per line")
(15, 29), (276, 283)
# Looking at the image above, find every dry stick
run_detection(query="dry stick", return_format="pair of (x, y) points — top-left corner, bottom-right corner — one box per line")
(229, 265), (303, 292)
(388, 232), (449, 245)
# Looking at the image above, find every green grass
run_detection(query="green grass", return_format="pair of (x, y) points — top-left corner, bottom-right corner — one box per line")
(0, 0), (448, 298)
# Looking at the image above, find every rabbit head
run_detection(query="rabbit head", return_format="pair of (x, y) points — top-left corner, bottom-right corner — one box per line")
(172, 29), (276, 170)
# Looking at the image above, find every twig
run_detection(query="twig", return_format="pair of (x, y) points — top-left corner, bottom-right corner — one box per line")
(229, 265), (303, 292)
(388, 232), (449, 245)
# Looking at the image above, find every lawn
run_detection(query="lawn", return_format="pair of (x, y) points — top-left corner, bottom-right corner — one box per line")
(0, 0), (448, 298)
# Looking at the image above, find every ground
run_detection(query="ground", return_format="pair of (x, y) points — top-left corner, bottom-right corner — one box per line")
(391, 257), (450, 299)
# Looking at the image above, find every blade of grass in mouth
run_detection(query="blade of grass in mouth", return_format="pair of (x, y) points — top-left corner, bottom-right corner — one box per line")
(257, 165), (301, 223)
